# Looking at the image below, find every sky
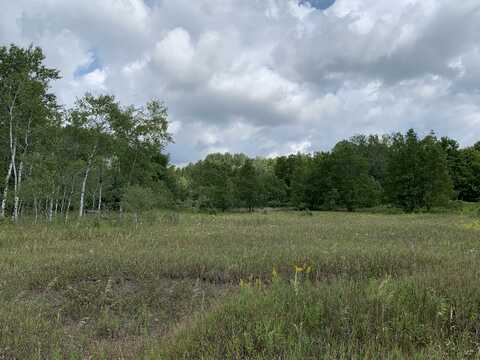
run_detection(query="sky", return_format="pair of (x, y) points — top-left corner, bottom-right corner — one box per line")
(1, 0), (480, 165)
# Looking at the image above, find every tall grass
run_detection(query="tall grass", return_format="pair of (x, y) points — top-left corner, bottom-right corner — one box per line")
(1, 211), (479, 358)
(159, 272), (480, 359)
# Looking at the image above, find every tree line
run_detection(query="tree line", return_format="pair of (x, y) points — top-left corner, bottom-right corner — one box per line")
(1, 44), (480, 222)
(178, 132), (480, 213)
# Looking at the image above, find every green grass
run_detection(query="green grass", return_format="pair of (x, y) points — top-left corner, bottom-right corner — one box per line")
(1, 210), (480, 359)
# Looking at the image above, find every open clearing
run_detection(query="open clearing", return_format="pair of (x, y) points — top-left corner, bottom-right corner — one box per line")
(1, 211), (480, 359)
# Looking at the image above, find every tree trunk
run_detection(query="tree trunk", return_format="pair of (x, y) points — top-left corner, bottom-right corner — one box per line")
(134, 212), (139, 229)
(34, 197), (38, 224)
(91, 190), (96, 212)
(65, 180), (75, 224)
(79, 146), (96, 218)
(79, 165), (91, 218)
(13, 116), (32, 222)
(0, 159), (13, 219)
(65, 195), (72, 224)
(97, 181), (102, 214)
(19, 199), (24, 218)
(13, 158), (23, 222)
(48, 197), (54, 222)
(54, 187), (59, 217)
(11, 144), (18, 222)
(60, 188), (67, 215)
(2, 91), (18, 220)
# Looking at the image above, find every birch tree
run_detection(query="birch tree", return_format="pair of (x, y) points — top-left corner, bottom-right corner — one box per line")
(0, 45), (59, 221)
(68, 94), (116, 218)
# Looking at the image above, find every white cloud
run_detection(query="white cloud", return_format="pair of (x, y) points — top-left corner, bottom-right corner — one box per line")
(153, 28), (195, 80)
(289, 140), (312, 154)
(1, 0), (480, 164)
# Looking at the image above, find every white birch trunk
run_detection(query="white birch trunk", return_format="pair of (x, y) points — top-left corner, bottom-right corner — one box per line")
(11, 144), (18, 222)
(91, 190), (96, 212)
(19, 199), (23, 218)
(12, 157), (22, 222)
(1, 160), (13, 219)
(97, 182), (102, 213)
(13, 116), (31, 222)
(2, 91), (18, 220)
(60, 188), (67, 214)
(79, 146), (97, 218)
(79, 164), (91, 218)
(54, 187), (59, 217)
(48, 197), (53, 222)
(65, 195), (72, 224)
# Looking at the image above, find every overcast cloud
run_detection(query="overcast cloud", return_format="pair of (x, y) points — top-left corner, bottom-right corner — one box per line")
(1, 0), (480, 164)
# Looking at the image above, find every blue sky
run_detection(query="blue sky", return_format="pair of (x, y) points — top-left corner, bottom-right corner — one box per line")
(73, 50), (102, 78)
(301, 0), (336, 10)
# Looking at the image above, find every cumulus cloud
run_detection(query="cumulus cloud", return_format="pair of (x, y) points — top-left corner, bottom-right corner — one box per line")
(1, 0), (480, 164)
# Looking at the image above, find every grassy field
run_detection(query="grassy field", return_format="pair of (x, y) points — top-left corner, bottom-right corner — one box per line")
(1, 210), (480, 359)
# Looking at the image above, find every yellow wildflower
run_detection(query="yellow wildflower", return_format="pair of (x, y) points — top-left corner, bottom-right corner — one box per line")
(272, 267), (279, 279)
(294, 265), (304, 273)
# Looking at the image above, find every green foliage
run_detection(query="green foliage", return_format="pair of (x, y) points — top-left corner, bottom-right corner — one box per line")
(257, 164), (288, 207)
(304, 143), (381, 211)
(120, 185), (156, 215)
(420, 134), (455, 209)
(235, 159), (260, 211)
(386, 130), (454, 212)
(177, 129), (471, 214)
(440, 137), (480, 202)
(329, 141), (381, 210)
(0, 45), (174, 221)
(162, 276), (480, 359)
(189, 154), (236, 211)
(273, 154), (310, 207)
(0, 44), (60, 220)
(181, 128), (476, 213)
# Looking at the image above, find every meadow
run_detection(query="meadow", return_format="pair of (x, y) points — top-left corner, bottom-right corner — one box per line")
(1, 209), (480, 359)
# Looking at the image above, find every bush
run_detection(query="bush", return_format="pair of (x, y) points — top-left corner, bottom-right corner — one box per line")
(121, 186), (156, 224)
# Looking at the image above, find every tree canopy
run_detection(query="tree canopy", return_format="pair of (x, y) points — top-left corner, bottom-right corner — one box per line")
(1, 44), (479, 220)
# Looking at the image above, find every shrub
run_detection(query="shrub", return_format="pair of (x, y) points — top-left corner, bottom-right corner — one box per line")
(121, 185), (155, 224)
